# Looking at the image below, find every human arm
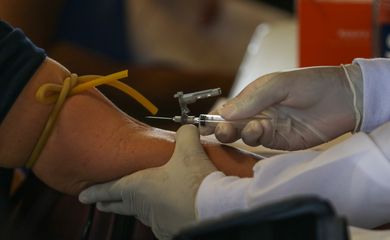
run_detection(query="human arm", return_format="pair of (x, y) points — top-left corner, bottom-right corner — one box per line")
(197, 121), (390, 229)
(79, 121), (390, 239)
(0, 57), (259, 195)
(0, 22), (259, 195)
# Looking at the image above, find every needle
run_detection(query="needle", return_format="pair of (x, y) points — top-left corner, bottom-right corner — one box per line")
(145, 114), (290, 130)
(145, 116), (172, 121)
(146, 114), (270, 126)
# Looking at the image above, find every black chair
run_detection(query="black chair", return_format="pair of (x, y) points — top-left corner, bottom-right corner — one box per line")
(175, 196), (349, 240)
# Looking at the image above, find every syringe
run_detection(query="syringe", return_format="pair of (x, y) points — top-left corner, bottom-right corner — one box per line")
(146, 114), (290, 129)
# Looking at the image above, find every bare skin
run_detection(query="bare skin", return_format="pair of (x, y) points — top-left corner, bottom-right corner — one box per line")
(0, 58), (259, 195)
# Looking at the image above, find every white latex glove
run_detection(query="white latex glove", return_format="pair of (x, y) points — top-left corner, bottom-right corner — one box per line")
(78, 125), (217, 240)
(350, 227), (390, 240)
(200, 64), (363, 150)
(369, 121), (390, 161)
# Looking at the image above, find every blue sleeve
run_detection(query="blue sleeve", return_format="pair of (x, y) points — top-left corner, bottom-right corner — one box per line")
(0, 20), (46, 122)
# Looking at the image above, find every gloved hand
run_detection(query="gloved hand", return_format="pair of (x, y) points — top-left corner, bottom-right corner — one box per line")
(78, 125), (217, 240)
(200, 64), (363, 150)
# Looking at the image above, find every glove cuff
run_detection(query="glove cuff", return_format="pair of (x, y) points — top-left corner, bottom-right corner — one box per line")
(369, 122), (390, 161)
(341, 64), (363, 132)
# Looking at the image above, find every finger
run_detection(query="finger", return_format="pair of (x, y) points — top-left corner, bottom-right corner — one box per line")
(96, 201), (134, 216)
(173, 125), (216, 171)
(199, 109), (219, 136)
(95, 171), (152, 215)
(79, 180), (123, 204)
(174, 125), (206, 157)
(214, 122), (240, 143)
(220, 74), (287, 120)
(257, 118), (295, 150)
(257, 119), (275, 147)
(241, 120), (264, 147)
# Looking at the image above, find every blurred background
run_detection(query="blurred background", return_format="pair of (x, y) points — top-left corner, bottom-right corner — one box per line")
(0, 0), (297, 126)
(0, 0), (381, 239)
(0, 0), (375, 125)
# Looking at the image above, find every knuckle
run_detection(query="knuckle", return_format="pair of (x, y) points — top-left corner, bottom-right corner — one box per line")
(242, 133), (260, 147)
(215, 124), (236, 143)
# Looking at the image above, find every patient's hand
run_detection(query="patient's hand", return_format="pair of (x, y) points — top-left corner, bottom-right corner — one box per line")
(0, 58), (260, 195)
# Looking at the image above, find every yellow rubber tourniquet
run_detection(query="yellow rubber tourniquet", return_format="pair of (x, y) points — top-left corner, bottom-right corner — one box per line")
(25, 70), (158, 168)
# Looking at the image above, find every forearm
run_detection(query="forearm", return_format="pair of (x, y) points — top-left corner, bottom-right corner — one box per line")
(35, 87), (258, 194)
(1, 57), (258, 195)
(197, 124), (390, 228)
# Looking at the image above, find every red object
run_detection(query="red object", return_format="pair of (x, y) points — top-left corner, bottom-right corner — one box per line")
(298, 0), (373, 67)
(378, 0), (390, 24)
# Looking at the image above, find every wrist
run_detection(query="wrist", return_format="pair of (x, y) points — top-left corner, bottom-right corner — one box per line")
(195, 171), (251, 221)
(342, 63), (363, 132)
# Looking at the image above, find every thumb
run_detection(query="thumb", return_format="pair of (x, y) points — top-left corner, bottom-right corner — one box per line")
(79, 180), (122, 204)
(220, 73), (287, 120)
(173, 124), (206, 158)
(171, 125), (216, 171)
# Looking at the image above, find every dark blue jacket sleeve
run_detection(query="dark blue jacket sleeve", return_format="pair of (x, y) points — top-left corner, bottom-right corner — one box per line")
(0, 20), (46, 122)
